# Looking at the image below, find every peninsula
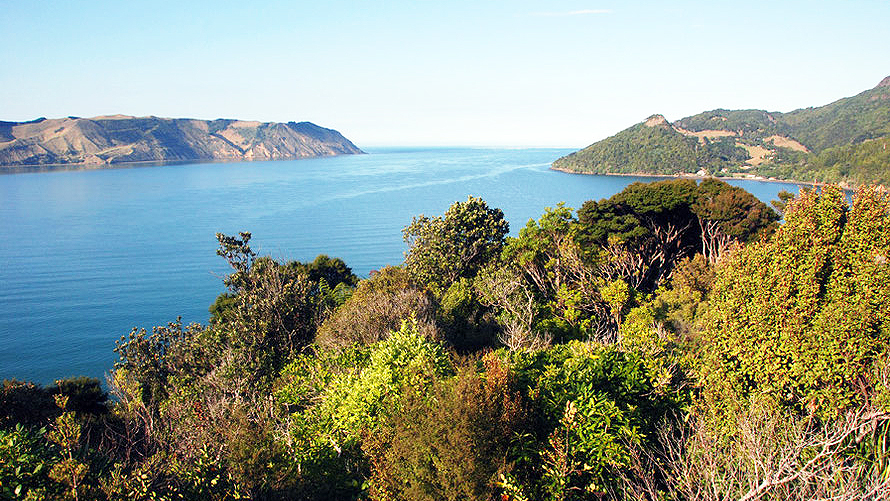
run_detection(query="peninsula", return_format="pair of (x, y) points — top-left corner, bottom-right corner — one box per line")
(554, 76), (890, 187)
(0, 115), (363, 167)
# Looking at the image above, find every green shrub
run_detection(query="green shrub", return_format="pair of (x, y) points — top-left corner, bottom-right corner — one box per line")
(507, 341), (688, 499)
(0, 424), (59, 500)
(365, 354), (526, 501)
(701, 186), (890, 422)
(276, 319), (454, 498)
(315, 266), (439, 350)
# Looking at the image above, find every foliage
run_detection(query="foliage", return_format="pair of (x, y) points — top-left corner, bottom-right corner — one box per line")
(701, 186), (890, 422)
(109, 233), (361, 499)
(475, 264), (550, 350)
(321, 319), (454, 444)
(6, 183), (890, 499)
(1, 378), (107, 430)
(316, 266), (439, 350)
(490, 204), (607, 344)
(276, 320), (453, 498)
(437, 277), (500, 351)
(675, 108), (784, 137)
(779, 84), (890, 152)
(693, 177), (779, 262)
(364, 354), (526, 501)
(557, 82), (890, 186)
(47, 394), (92, 501)
(403, 195), (509, 296)
(114, 319), (215, 409)
(211, 232), (358, 362)
(578, 178), (775, 288)
(579, 179), (697, 289)
(273, 345), (370, 499)
(651, 253), (716, 339)
(0, 425), (58, 500)
(552, 121), (721, 176)
(755, 136), (890, 186)
(506, 341), (689, 499)
(770, 189), (796, 215)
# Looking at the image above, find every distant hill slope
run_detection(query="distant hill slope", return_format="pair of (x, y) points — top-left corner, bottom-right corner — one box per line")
(0, 115), (364, 167)
(553, 76), (890, 186)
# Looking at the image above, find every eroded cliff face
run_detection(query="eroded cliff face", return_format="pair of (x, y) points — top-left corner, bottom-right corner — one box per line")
(0, 115), (363, 166)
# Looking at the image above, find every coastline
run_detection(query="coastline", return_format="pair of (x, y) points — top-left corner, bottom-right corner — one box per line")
(0, 151), (365, 174)
(549, 165), (843, 189)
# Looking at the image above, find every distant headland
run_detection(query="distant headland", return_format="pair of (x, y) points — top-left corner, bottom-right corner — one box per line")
(0, 115), (363, 167)
(553, 75), (890, 187)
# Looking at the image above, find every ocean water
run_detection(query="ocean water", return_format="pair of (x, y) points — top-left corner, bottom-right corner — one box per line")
(0, 148), (802, 384)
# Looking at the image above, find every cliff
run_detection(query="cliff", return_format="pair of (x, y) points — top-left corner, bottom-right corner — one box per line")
(0, 115), (364, 166)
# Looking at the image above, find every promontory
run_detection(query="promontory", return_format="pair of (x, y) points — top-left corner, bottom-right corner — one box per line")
(0, 115), (364, 167)
(553, 75), (890, 187)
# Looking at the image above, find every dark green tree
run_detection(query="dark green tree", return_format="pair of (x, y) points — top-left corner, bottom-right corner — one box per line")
(692, 178), (779, 263)
(578, 179), (700, 289)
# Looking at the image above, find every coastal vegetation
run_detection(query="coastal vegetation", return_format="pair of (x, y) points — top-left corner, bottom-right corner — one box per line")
(2, 179), (889, 500)
(554, 76), (890, 187)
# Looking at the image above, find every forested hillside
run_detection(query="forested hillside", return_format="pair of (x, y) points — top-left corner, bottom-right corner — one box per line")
(552, 115), (748, 176)
(554, 76), (890, 186)
(2, 180), (889, 500)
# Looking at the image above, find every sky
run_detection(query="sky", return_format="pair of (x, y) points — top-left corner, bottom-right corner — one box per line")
(2, 0), (889, 148)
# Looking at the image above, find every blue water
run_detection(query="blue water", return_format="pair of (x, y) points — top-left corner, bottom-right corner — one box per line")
(0, 148), (802, 384)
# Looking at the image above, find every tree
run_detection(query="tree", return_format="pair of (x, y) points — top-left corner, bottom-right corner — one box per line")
(210, 232), (359, 362)
(578, 178), (778, 286)
(579, 180), (700, 289)
(475, 264), (547, 350)
(315, 266), (439, 350)
(365, 355), (525, 501)
(770, 189), (796, 215)
(692, 178), (778, 263)
(403, 196), (509, 296)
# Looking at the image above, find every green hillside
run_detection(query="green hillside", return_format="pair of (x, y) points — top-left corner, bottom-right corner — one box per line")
(674, 108), (785, 136)
(754, 136), (890, 186)
(552, 115), (748, 176)
(554, 76), (890, 185)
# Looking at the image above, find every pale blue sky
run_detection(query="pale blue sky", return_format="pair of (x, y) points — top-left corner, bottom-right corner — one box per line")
(2, 0), (888, 147)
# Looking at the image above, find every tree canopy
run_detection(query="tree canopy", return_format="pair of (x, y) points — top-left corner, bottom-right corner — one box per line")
(403, 195), (509, 296)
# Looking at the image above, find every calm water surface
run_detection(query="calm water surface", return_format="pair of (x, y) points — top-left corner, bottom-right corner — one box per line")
(0, 148), (802, 383)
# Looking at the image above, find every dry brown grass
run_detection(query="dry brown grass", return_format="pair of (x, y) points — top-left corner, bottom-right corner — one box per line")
(764, 135), (809, 152)
(673, 126), (738, 144)
(737, 142), (772, 166)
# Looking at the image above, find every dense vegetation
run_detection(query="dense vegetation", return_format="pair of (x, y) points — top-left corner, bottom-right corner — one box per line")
(552, 119), (748, 176)
(753, 136), (890, 186)
(554, 78), (890, 186)
(3, 179), (889, 500)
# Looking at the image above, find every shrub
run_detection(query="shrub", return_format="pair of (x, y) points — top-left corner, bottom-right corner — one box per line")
(276, 320), (454, 498)
(364, 354), (526, 501)
(506, 341), (688, 499)
(0, 424), (59, 500)
(701, 186), (890, 422)
(315, 266), (438, 349)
